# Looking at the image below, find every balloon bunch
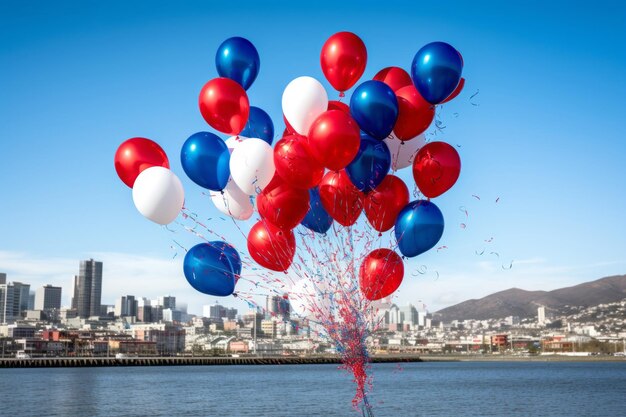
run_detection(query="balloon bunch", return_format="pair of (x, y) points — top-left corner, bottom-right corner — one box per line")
(114, 137), (184, 225)
(115, 33), (466, 412)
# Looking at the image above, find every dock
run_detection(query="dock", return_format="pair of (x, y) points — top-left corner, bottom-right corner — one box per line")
(0, 355), (424, 368)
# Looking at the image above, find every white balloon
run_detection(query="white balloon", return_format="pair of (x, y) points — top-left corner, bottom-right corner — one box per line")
(289, 277), (332, 318)
(384, 132), (427, 171)
(282, 76), (328, 135)
(229, 138), (275, 195)
(225, 135), (248, 153)
(289, 278), (317, 317)
(132, 166), (184, 225)
(210, 178), (254, 220)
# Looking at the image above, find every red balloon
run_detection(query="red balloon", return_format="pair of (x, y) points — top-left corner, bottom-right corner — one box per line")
(373, 67), (412, 92)
(320, 32), (367, 93)
(257, 175), (310, 230)
(359, 248), (404, 300)
(247, 220), (296, 272)
(114, 137), (169, 188)
(363, 175), (409, 232)
(283, 115), (296, 136)
(274, 135), (324, 189)
(441, 77), (465, 104)
(308, 110), (360, 171)
(199, 77), (249, 135)
(412, 141), (461, 198)
(318, 170), (364, 226)
(394, 85), (435, 141)
(327, 100), (350, 114)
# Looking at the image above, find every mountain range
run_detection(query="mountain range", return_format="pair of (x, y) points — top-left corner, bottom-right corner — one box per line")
(434, 274), (626, 321)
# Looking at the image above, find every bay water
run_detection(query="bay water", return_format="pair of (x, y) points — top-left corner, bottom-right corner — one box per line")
(1, 361), (625, 416)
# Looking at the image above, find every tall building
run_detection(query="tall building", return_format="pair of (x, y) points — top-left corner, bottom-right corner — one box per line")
(398, 304), (418, 326)
(28, 291), (35, 310)
(114, 295), (138, 317)
(209, 302), (226, 319)
(0, 281), (30, 323)
(0, 284), (16, 323)
(538, 306), (546, 326)
(157, 296), (176, 310)
(13, 282), (30, 315)
(0, 273), (6, 285)
(72, 259), (103, 318)
(35, 285), (62, 311)
(267, 295), (290, 321)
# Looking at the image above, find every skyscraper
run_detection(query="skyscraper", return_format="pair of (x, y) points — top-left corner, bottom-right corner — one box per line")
(0, 273), (6, 285)
(35, 285), (62, 311)
(0, 284), (15, 323)
(12, 282), (30, 315)
(157, 296), (176, 310)
(267, 295), (290, 321)
(114, 295), (138, 317)
(209, 302), (226, 320)
(0, 281), (30, 323)
(72, 259), (103, 318)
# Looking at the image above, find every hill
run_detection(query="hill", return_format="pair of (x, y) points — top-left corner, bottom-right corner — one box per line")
(434, 274), (626, 321)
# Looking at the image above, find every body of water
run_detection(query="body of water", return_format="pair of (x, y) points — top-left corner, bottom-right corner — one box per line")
(2, 361), (625, 416)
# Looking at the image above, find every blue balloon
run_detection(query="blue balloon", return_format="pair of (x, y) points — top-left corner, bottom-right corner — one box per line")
(301, 187), (333, 234)
(345, 132), (391, 192)
(181, 132), (230, 191)
(183, 242), (236, 296)
(215, 37), (260, 91)
(394, 200), (444, 258)
(350, 80), (399, 140)
(240, 106), (275, 145)
(411, 42), (463, 105)
(210, 240), (242, 277)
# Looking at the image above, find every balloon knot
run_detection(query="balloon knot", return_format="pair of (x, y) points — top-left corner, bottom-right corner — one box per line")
(400, 141), (405, 145)
(378, 232), (382, 237)
(339, 91), (345, 98)
(220, 190), (225, 195)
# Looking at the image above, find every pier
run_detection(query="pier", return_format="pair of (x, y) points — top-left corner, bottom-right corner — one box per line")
(0, 355), (424, 368)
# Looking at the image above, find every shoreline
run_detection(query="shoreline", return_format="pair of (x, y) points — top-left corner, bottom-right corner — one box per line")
(1, 354), (624, 368)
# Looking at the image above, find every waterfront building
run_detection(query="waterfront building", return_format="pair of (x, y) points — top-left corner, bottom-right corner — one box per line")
(228, 340), (249, 353)
(34, 285), (62, 311)
(131, 323), (185, 354)
(71, 259), (103, 318)
(491, 334), (509, 350)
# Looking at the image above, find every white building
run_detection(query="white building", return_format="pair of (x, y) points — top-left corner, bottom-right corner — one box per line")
(538, 306), (546, 325)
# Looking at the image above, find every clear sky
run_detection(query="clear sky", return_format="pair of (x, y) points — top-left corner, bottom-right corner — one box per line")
(1, 1), (625, 315)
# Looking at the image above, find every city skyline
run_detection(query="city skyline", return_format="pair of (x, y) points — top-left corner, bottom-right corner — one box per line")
(1, 2), (625, 316)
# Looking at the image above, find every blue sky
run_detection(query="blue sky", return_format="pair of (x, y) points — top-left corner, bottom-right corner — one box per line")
(1, 1), (625, 314)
